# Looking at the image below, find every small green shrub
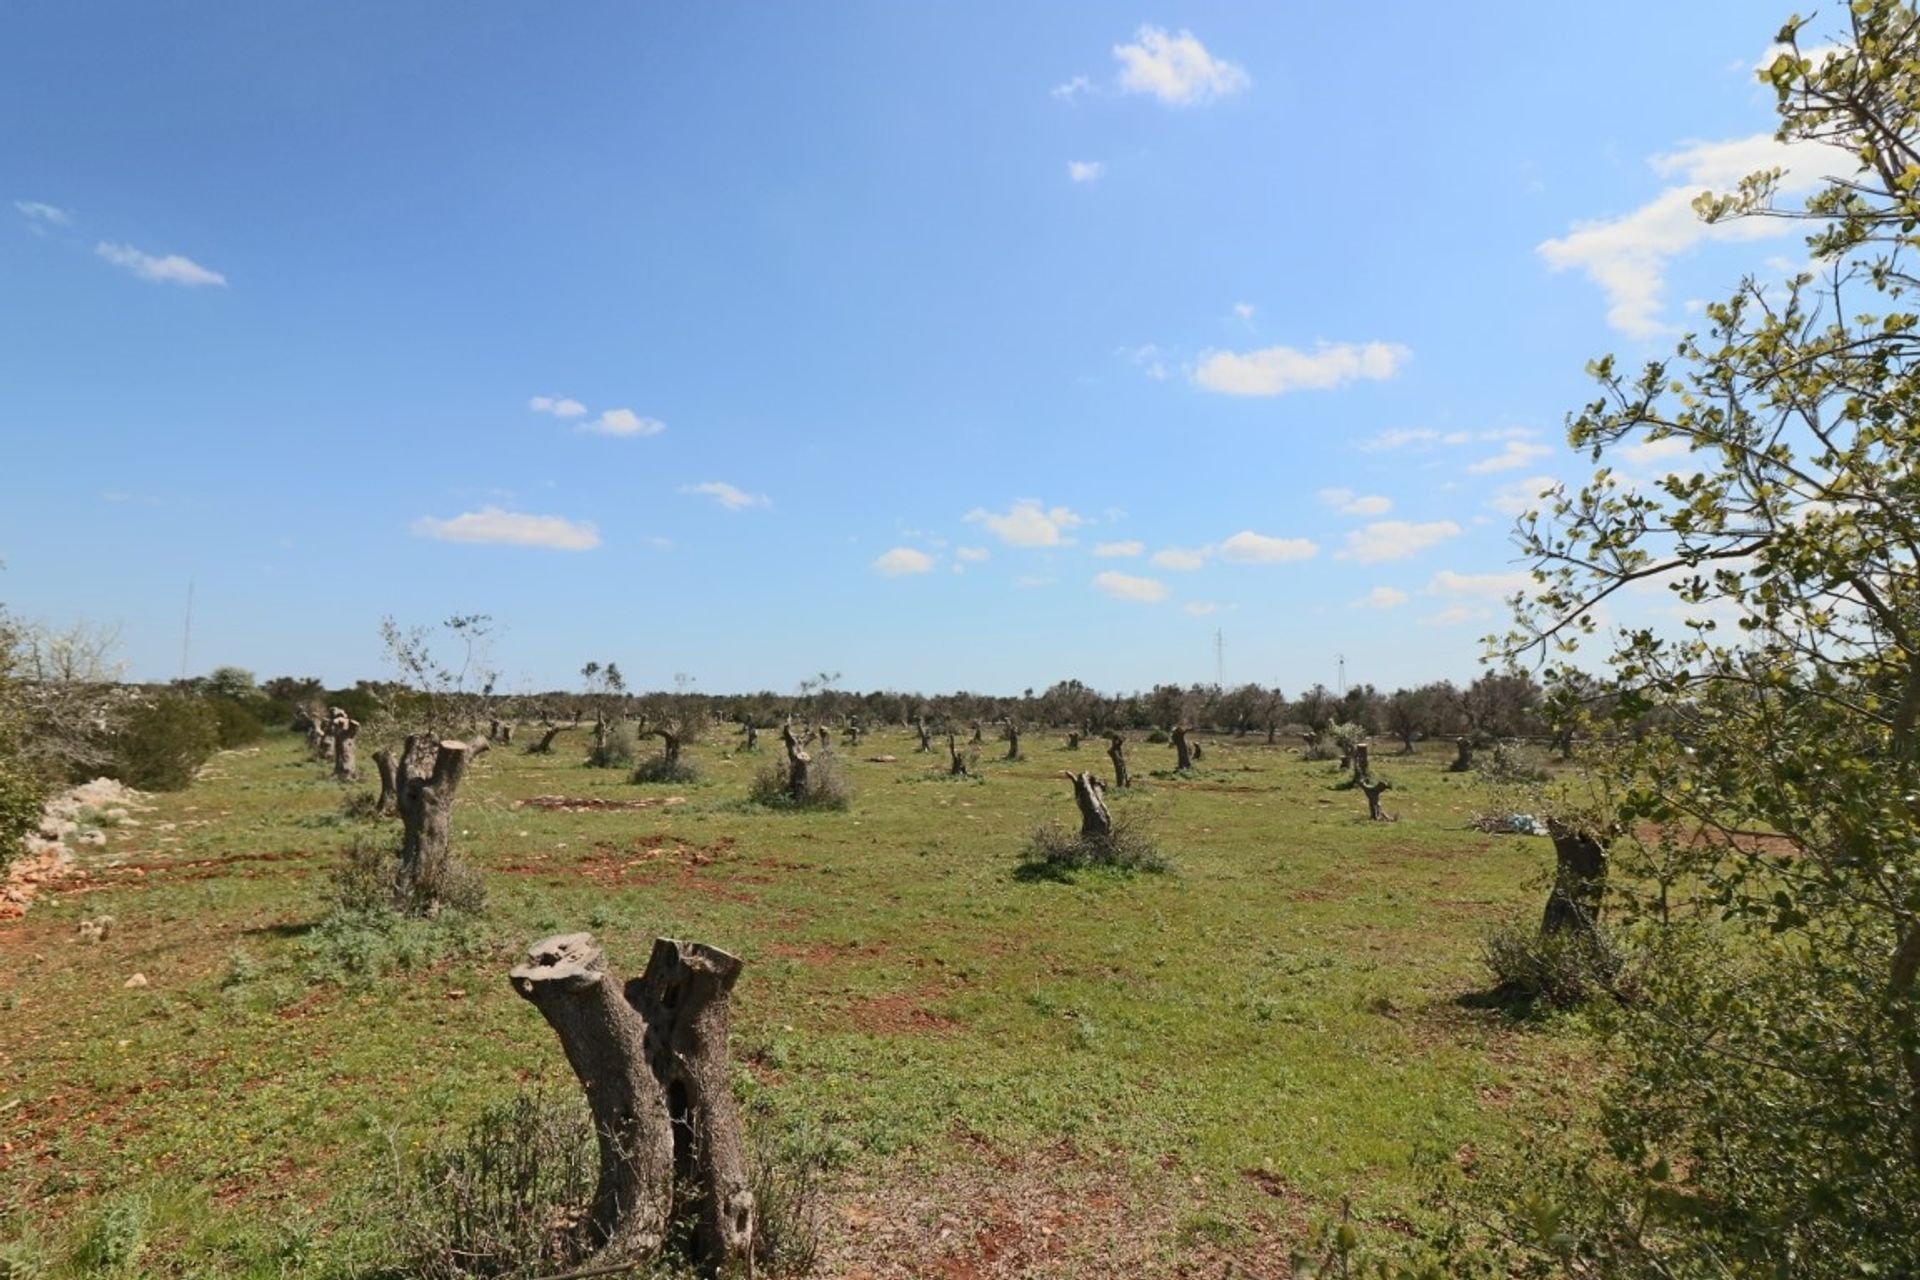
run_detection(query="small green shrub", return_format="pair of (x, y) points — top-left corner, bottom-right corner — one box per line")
(101, 691), (218, 790)
(0, 761), (45, 873)
(205, 696), (265, 749)
(1018, 819), (1169, 878)
(587, 720), (638, 769)
(1481, 918), (1623, 1013)
(1477, 739), (1550, 786)
(630, 753), (701, 785)
(74, 1193), (149, 1272)
(749, 753), (852, 811)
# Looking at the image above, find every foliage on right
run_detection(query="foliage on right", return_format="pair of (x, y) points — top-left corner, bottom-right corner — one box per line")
(1476, 5), (1920, 1273)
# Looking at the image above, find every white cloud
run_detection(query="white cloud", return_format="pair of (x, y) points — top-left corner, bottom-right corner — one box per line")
(94, 241), (226, 287)
(1619, 435), (1691, 467)
(1183, 602), (1221, 616)
(1466, 440), (1553, 474)
(1093, 539), (1144, 558)
(1112, 26), (1249, 105)
(1093, 570), (1169, 603)
(1487, 474), (1560, 516)
(1216, 530), (1318, 563)
(1118, 343), (1168, 380)
(1360, 428), (1440, 452)
(1051, 74), (1095, 101)
(411, 507), (600, 551)
(1338, 520), (1462, 563)
(1014, 573), (1056, 589)
(956, 546), (991, 563)
(1537, 132), (1852, 337)
(1317, 487), (1393, 516)
(1150, 545), (1211, 570)
(585, 407), (665, 437)
(873, 547), (935, 577)
(530, 395), (588, 419)
(1427, 568), (1534, 598)
(1068, 160), (1106, 183)
(1193, 341), (1409, 396)
(15, 200), (69, 226)
(1233, 301), (1256, 320)
(680, 481), (769, 510)
(1352, 586), (1410, 609)
(964, 499), (1084, 547)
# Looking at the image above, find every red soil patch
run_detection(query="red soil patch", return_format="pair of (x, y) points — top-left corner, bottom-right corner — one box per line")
(845, 990), (962, 1035)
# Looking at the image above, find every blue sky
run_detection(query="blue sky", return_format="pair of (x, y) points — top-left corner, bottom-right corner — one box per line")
(0, 2), (1837, 696)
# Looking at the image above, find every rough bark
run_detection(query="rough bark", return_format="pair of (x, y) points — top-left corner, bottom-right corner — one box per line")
(654, 729), (682, 764)
(395, 735), (474, 910)
(330, 712), (359, 782)
(509, 933), (753, 1272)
(1107, 732), (1131, 789)
(1066, 771), (1112, 840)
(1450, 736), (1474, 773)
(1351, 742), (1371, 784)
(1004, 720), (1021, 761)
(1337, 740), (1354, 772)
(1066, 729), (1082, 751)
(1542, 820), (1610, 936)
(1360, 777), (1392, 822)
(372, 748), (397, 816)
(1171, 726), (1194, 772)
(529, 723), (576, 754)
(781, 723), (811, 801)
(947, 734), (970, 777)
(915, 719), (932, 753)
(969, 721), (983, 746)
(743, 723), (759, 752)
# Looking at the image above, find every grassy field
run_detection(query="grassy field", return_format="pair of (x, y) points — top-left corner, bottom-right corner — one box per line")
(0, 727), (1592, 1278)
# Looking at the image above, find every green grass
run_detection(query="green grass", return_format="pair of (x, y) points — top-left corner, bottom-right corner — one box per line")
(0, 731), (1589, 1275)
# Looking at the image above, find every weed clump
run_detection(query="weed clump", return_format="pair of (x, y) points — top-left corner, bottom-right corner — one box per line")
(300, 837), (489, 984)
(630, 753), (701, 786)
(749, 753), (853, 811)
(586, 721), (638, 769)
(1480, 917), (1624, 1013)
(1018, 818), (1168, 878)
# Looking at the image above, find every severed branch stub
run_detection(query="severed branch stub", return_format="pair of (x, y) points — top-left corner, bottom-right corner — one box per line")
(510, 932), (752, 1275)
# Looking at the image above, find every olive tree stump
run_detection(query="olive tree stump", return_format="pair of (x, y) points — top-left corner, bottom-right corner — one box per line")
(372, 748), (398, 816)
(1106, 732), (1131, 789)
(1360, 777), (1393, 822)
(528, 723), (576, 754)
(946, 734), (970, 778)
(1351, 742), (1371, 784)
(330, 711), (359, 782)
(781, 723), (811, 801)
(1004, 719), (1022, 761)
(510, 932), (752, 1273)
(1542, 820), (1610, 936)
(394, 735), (478, 910)
(1450, 736), (1475, 773)
(1065, 771), (1112, 840)
(1171, 726), (1195, 772)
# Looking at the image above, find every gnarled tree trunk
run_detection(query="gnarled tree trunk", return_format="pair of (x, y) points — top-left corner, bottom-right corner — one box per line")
(1066, 770), (1112, 840)
(969, 720), (983, 745)
(331, 712), (359, 782)
(1066, 728), (1082, 751)
(1360, 777), (1391, 821)
(372, 748), (398, 816)
(1172, 726), (1194, 772)
(1005, 720), (1021, 761)
(743, 722), (759, 752)
(915, 719), (932, 753)
(395, 735), (475, 910)
(510, 933), (752, 1273)
(1351, 742), (1371, 784)
(1107, 732), (1130, 789)
(1450, 736), (1474, 772)
(781, 723), (811, 800)
(654, 729), (682, 764)
(1542, 820), (1610, 936)
(947, 734), (969, 777)
(529, 723), (575, 754)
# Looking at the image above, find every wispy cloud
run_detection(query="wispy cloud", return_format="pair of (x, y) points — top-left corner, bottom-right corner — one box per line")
(412, 507), (600, 550)
(1420, 567), (1534, 626)
(1193, 341), (1408, 396)
(15, 200), (70, 228)
(1317, 487), (1393, 516)
(1093, 539), (1144, 558)
(1338, 520), (1462, 563)
(1067, 160), (1106, 183)
(584, 407), (665, 437)
(1113, 26), (1249, 105)
(95, 241), (226, 287)
(873, 547), (935, 577)
(1487, 474), (1560, 516)
(965, 499), (1084, 547)
(1182, 601), (1221, 616)
(1216, 530), (1318, 563)
(530, 395), (588, 419)
(956, 546), (991, 563)
(1537, 132), (1849, 337)
(1051, 74), (1095, 102)
(1093, 570), (1168, 602)
(1150, 545), (1211, 570)
(1466, 440), (1552, 474)
(1352, 586), (1410, 609)
(681, 481), (769, 511)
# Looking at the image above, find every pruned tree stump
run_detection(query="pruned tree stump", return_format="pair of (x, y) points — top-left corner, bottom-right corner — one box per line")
(510, 932), (752, 1273)
(1065, 770), (1112, 840)
(1360, 777), (1393, 822)
(395, 735), (476, 911)
(1543, 819), (1610, 936)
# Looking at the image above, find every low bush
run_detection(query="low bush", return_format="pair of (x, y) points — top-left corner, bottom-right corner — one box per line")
(631, 753), (701, 785)
(1480, 918), (1623, 1013)
(1018, 819), (1168, 878)
(101, 691), (219, 790)
(0, 760), (45, 873)
(205, 695), (265, 749)
(749, 753), (853, 811)
(587, 720), (638, 769)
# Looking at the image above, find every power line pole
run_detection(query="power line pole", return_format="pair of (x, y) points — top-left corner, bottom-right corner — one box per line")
(1214, 629), (1224, 687)
(179, 581), (195, 680)
(1336, 652), (1346, 697)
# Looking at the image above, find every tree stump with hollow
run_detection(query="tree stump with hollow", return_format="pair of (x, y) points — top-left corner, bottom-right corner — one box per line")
(510, 932), (752, 1273)
(394, 735), (475, 910)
